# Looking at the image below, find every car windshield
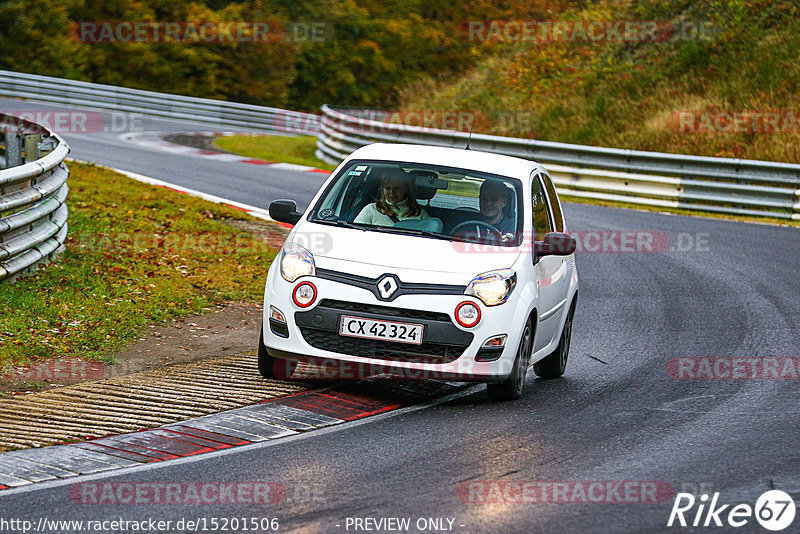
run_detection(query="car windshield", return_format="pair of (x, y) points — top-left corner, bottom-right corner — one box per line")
(308, 159), (523, 246)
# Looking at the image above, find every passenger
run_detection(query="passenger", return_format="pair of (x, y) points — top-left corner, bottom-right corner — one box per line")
(479, 179), (516, 238)
(354, 171), (430, 227)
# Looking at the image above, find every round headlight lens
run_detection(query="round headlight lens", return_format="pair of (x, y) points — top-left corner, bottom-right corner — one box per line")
(292, 282), (317, 308)
(465, 269), (517, 306)
(455, 301), (481, 328)
(280, 242), (315, 282)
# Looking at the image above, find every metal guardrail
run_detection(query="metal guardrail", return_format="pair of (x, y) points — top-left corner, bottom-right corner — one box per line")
(0, 70), (319, 134)
(0, 113), (70, 282)
(316, 105), (800, 220)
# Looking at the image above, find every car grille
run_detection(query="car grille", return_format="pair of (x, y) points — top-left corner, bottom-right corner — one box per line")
(298, 327), (466, 364)
(317, 299), (451, 323)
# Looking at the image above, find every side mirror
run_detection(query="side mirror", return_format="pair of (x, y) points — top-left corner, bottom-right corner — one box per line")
(269, 199), (301, 225)
(536, 232), (577, 257)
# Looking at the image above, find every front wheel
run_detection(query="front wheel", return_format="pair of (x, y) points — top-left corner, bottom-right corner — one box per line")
(258, 326), (297, 380)
(487, 317), (533, 401)
(533, 303), (574, 379)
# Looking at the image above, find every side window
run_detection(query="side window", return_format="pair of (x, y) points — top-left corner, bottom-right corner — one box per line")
(531, 173), (553, 241)
(541, 172), (564, 232)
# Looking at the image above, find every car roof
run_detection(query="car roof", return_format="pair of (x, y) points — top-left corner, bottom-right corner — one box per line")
(344, 143), (540, 181)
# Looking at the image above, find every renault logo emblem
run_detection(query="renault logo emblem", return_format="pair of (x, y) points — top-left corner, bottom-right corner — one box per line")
(377, 275), (399, 299)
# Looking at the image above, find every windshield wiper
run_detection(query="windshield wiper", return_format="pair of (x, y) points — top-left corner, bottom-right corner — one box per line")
(379, 227), (451, 241)
(314, 219), (450, 240)
(315, 219), (377, 232)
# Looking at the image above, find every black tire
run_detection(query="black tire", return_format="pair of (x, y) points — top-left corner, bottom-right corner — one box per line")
(487, 317), (533, 401)
(258, 326), (297, 380)
(533, 302), (575, 379)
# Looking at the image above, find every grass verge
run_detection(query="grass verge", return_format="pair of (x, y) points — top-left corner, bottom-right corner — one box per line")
(0, 162), (281, 370)
(214, 134), (336, 171)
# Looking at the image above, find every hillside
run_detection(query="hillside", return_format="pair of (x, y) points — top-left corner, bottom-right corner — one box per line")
(398, 0), (800, 163)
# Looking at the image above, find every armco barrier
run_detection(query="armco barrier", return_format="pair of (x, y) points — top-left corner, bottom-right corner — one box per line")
(0, 70), (319, 134)
(316, 105), (800, 220)
(0, 113), (70, 282)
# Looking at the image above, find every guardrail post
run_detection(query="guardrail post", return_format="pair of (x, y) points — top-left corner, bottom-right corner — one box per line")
(5, 129), (22, 168)
(24, 133), (42, 163)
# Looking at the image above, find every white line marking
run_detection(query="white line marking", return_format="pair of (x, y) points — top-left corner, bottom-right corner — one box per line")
(270, 163), (315, 172)
(202, 153), (248, 162)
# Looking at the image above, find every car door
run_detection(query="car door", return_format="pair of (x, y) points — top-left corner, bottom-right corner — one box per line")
(532, 171), (570, 351)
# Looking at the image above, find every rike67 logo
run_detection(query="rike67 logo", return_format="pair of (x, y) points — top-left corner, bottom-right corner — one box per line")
(668, 490), (796, 531)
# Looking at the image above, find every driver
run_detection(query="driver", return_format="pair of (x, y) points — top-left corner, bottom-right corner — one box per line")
(478, 179), (515, 239)
(354, 170), (430, 227)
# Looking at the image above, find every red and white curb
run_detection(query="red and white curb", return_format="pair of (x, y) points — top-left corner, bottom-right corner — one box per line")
(120, 131), (331, 174)
(0, 381), (467, 490)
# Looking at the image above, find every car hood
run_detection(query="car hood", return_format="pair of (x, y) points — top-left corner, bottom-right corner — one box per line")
(292, 222), (521, 284)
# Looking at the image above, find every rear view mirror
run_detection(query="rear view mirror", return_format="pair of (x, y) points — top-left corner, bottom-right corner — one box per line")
(411, 170), (449, 190)
(269, 199), (301, 225)
(536, 232), (577, 257)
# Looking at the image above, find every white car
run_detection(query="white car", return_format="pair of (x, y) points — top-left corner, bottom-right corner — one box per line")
(260, 143), (578, 400)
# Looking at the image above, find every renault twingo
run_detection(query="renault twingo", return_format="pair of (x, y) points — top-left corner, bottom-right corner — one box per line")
(260, 143), (577, 400)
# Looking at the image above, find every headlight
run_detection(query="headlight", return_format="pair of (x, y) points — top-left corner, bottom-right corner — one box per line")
(465, 269), (517, 306)
(280, 242), (315, 282)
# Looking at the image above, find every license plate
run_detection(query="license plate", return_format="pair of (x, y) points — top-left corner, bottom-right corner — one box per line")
(339, 315), (424, 345)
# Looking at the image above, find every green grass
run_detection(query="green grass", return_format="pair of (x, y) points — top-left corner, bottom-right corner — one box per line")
(0, 162), (280, 369)
(214, 134), (336, 171)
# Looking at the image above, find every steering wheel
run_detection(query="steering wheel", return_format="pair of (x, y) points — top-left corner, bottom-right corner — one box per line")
(451, 220), (502, 241)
